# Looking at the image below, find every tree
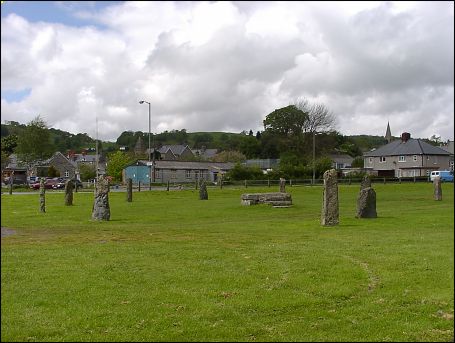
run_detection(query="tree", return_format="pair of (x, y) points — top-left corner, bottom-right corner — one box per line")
(211, 150), (246, 163)
(16, 116), (54, 164)
(293, 99), (336, 133)
(106, 151), (134, 182)
(79, 163), (96, 181)
(1, 135), (18, 155)
(263, 105), (309, 136)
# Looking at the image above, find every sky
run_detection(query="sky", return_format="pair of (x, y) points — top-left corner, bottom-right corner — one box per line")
(1, 1), (454, 142)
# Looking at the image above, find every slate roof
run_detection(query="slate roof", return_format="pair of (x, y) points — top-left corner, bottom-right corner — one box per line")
(130, 160), (234, 170)
(158, 145), (190, 156)
(364, 139), (450, 157)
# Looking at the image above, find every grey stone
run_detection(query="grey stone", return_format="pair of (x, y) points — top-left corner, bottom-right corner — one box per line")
(360, 175), (371, 191)
(64, 179), (74, 206)
(279, 178), (286, 193)
(40, 178), (46, 213)
(199, 179), (208, 200)
(321, 169), (339, 226)
(356, 187), (377, 218)
(433, 177), (442, 201)
(241, 192), (292, 206)
(92, 175), (110, 221)
(127, 178), (132, 202)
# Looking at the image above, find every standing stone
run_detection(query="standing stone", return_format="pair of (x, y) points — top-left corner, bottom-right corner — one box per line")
(126, 178), (133, 202)
(360, 175), (371, 190)
(64, 179), (74, 206)
(279, 178), (286, 193)
(321, 169), (339, 226)
(39, 178), (46, 213)
(356, 187), (377, 218)
(199, 179), (208, 200)
(9, 171), (14, 195)
(92, 175), (110, 221)
(433, 177), (442, 201)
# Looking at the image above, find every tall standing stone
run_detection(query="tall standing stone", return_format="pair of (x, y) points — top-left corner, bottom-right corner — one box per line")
(92, 175), (110, 221)
(199, 179), (208, 200)
(39, 178), (46, 213)
(279, 178), (286, 193)
(126, 178), (133, 202)
(321, 169), (339, 226)
(433, 177), (442, 201)
(64, 179), (74, 206)
(360, 175), (371, 190)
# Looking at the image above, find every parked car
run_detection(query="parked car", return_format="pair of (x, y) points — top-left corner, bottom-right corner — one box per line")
(53, 179), (83, 190)
(30, 178), (60, 190)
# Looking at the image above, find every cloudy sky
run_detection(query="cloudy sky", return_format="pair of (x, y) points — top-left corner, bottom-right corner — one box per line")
(1, 1), (454, 142)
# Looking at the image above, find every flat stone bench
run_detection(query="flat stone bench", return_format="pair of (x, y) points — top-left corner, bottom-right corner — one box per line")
(241, 192), (292, 207)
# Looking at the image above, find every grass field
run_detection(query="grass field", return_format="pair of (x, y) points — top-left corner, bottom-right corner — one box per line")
(1, 183), (454, 342)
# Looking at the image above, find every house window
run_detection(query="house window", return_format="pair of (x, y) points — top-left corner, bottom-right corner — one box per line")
(368, 157), (373, 164)
(185, 170), (191, 179)
(194, 170), (199, 180)
(413, 155), (417, 162)
(379, 156), (386, 163)
(398, 156), (406, 162)
(427, 156), (430, 160)
(171, 169), (177, 179)
(64, 170), (69, 177)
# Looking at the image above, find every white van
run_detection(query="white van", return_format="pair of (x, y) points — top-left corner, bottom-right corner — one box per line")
(430, 170), (454, 182)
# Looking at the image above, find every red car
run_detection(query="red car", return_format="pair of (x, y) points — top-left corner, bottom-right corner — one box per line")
(30, 178), (59, 190)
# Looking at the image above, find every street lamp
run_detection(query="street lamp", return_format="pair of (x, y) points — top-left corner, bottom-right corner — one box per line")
(139, 100), (154, 187)
(312, 131), (323, 185)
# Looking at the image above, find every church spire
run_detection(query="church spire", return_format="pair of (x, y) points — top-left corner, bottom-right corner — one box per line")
(385, 121), (392, 143)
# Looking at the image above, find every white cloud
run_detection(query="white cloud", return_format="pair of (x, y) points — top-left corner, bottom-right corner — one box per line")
(1, 1), (453, 142)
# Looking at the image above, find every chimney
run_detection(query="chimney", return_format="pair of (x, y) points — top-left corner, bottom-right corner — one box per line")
(401, 132), (411, 142)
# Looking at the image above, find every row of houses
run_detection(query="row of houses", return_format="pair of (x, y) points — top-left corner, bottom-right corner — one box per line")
(3, 128), (453, 185)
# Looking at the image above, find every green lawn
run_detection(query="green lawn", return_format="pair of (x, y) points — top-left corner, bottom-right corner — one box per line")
(1, 183), (454, 342)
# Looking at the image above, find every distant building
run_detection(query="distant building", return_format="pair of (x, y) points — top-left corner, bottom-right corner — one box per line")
(123, 160), (234, 184)
(363, 132), (451, 177)
(440, 140), (454, 171)
(385, 121), (392, 143)
(147, 145), (194, 161)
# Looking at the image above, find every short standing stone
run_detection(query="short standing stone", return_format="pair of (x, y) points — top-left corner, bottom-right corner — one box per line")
(64, 179), (74, 206)
(127, 178), (133, 202)
(321, 169), (339, 226)
(199, 179), (208, 200)
(39, 178), (46, 213)
(433, 177), (442, 201)
(356, 187), (377, 218)
(92, 175), (110, 220)
(279, 178), (286, 193)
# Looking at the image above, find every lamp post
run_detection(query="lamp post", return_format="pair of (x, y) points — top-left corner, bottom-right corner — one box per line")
(312, 131), (322, 185)
(139, 100), (154, 187)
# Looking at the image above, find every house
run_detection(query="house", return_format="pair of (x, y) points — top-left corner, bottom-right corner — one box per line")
(192, 146), (218, 160)
(440, 140), (454, 171)
(148, 145), (195, 161)
(363, 132), (451, 177)
(330, 154), (354, 170)
(123, 160), (234, 184)
(34, 152), (77, 179)
(67, 152), (106, 175)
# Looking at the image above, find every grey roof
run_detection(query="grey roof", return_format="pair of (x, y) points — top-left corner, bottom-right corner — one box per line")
(330, 154), (354, 164)
(132, 160), (234, 170)
(158, 145), (190, 155)
(192, 148), (218, 159)
(364, 139), (450, 157)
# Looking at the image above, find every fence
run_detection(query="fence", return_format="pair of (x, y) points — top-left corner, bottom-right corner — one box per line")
(123, 175), (434, 191)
